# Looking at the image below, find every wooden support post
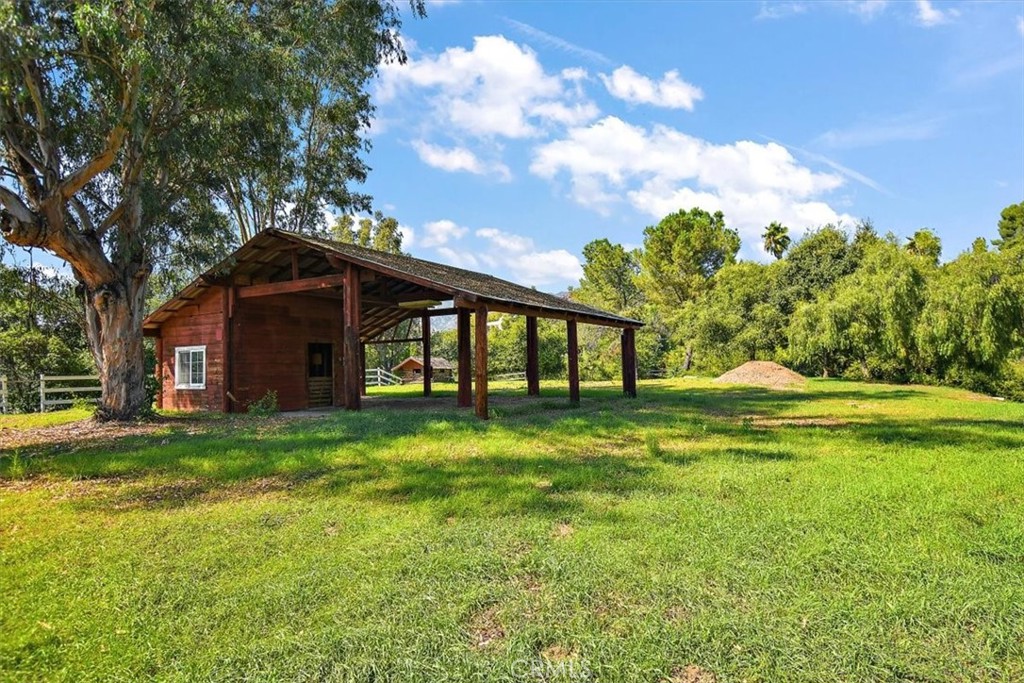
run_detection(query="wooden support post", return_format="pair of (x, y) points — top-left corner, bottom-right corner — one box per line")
(457, 308), (472, 407)
(526, 315), (540, 396)
(343, 263), (362, 410)
(221, 286), (231, 412)
(291, 249), (300, 280)
(422, 313), (432, 397)
(567, 319), (580, 405)
(622, 328), (637, 398)
(154, 336), (164, 410)
(359, 342), (367, 397)
(475, 305), (489, 419)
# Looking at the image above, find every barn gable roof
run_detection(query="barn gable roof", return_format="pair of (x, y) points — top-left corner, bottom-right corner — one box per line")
(393, 356), (454, 372)
(144, 229), (641, 336)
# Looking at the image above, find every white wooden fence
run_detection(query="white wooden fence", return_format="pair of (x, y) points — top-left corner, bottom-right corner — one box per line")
(39, 374), (101, 411)
(365, 367), (402, 387)
(0, 376), (7, 414)
(492, 371), (527, 382)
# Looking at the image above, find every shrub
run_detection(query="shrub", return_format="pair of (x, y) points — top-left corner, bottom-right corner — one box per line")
(247, 390), (279, 417)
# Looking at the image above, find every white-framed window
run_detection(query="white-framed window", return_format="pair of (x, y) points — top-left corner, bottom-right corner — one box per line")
(174, 346), (207, 390)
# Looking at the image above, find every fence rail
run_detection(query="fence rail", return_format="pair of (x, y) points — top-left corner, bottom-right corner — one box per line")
(39, 374), (101, 411)
(365, 367), (403, 387)
(492, 371), (527, 382)
(0, 376), (7, 414)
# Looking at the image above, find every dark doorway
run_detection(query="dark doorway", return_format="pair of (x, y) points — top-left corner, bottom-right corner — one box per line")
(307, 343), (333, 407)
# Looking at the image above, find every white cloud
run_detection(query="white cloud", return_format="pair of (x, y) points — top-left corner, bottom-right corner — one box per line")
(434, 246), (479, 270)
(530, 116), (850, 247)
(378, 35), (598, 139)
(411, 140), (512, 181)
(599, 66), (704, 110)
(756, 2), (810, 20)
(423, 224), (582, 286)
(503, 18), (612, 66)
(474, 227), (583, 285)
(419, 219), (468, 248)
(397, 224), (415, 248)
(816, 113), (945, 148)
(844, 0), (888, 20)
(952, 54), (1024, 86)
(914, 0), (958, 27)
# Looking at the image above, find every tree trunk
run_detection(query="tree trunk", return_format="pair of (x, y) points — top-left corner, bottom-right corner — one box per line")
(683, 346), (694, 372)
(84, 274), (149, 421)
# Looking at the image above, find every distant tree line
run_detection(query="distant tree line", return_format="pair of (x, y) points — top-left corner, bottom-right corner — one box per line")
(569, 202), (1024, 400)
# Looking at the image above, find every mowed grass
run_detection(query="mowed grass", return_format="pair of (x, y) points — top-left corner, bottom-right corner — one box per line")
(0, 406), (94, 430)
(1, 379), (1023, 682)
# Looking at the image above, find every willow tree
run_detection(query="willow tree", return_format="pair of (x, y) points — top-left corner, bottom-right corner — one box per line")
(0, 0), (422, 420)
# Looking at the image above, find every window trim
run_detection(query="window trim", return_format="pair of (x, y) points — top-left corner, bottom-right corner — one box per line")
(174, 345), (207, 390)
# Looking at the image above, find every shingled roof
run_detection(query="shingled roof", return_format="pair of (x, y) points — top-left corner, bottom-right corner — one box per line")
(144, 228), (642, 334)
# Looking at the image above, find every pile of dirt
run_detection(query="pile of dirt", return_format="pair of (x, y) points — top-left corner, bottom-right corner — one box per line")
(714, 361), (806, 390)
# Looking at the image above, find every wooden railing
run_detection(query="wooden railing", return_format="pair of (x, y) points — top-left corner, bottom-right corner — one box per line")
(39, 374), (101, 411)
(365, 367), (402, 387)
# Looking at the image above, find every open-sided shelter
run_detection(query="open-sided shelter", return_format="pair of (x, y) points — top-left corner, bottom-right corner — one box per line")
(143, 229), (642, 418)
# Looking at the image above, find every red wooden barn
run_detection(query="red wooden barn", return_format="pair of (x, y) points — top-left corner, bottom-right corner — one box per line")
(143, 229), (642, 418)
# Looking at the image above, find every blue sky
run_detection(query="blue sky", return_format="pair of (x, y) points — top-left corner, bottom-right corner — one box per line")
(362, 0), (1024, 289)
(5, 1), (1022, 291)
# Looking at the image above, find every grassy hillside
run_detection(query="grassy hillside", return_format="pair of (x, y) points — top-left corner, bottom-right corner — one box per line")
(2, 379), (1022, 681)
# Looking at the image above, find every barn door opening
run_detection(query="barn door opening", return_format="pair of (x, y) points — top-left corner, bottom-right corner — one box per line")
(307, 342), (333, 408)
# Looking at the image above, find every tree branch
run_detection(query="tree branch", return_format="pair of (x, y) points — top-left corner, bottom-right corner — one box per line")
(57, 124), (128, 200)
(69, 196), (95, 233)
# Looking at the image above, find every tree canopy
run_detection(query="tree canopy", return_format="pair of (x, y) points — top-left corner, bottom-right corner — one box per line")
(0, 0), (423, 418)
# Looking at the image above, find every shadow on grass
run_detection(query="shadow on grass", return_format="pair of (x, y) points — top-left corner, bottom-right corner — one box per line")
(2, 381), (1021, 517)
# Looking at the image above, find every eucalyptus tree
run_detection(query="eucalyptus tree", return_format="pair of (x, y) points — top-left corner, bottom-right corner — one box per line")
(0, 0), (423, 419)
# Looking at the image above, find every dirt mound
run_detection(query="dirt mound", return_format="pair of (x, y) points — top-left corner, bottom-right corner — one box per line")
(714, 361), (806, 389)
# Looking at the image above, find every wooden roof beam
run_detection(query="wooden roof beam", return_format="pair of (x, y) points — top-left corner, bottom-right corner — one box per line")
(453, 296), (640, 329)
(236, 273), (347, 299)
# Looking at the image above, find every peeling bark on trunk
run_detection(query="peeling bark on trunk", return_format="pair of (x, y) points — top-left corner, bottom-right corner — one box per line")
(83, 274), (149, 421)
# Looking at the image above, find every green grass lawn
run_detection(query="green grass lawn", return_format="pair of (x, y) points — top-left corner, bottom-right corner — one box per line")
(0, 406), (94, 431)
(1, 379), (1023, 682)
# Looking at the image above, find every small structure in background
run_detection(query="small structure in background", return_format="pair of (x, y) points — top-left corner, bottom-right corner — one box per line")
(392, 356), (454, 383)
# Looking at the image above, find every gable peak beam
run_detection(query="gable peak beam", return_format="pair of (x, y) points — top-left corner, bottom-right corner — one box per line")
(236, 273), (347, 299)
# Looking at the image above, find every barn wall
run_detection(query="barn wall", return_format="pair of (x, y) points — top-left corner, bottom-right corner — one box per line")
(158, 287), (225, 411)
(232, 294), (344, 412)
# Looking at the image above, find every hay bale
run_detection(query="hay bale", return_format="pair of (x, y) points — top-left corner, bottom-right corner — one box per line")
(714, 361), (806, 389)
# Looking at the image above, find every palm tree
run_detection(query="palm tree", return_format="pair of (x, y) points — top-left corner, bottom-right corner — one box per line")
(762, 221), (791, 259)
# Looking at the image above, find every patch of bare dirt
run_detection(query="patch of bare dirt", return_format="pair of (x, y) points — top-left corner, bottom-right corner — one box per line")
(0, 418), (172, 453)
(665, 605), (691, 623)
(468, 605), (505, 650)
(745, 416), (847, 428)
(552, 522), (575, 539)
(666, 665), (718, 683)
(714, 361), (806, 390)
(539, 644), (577, 662)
